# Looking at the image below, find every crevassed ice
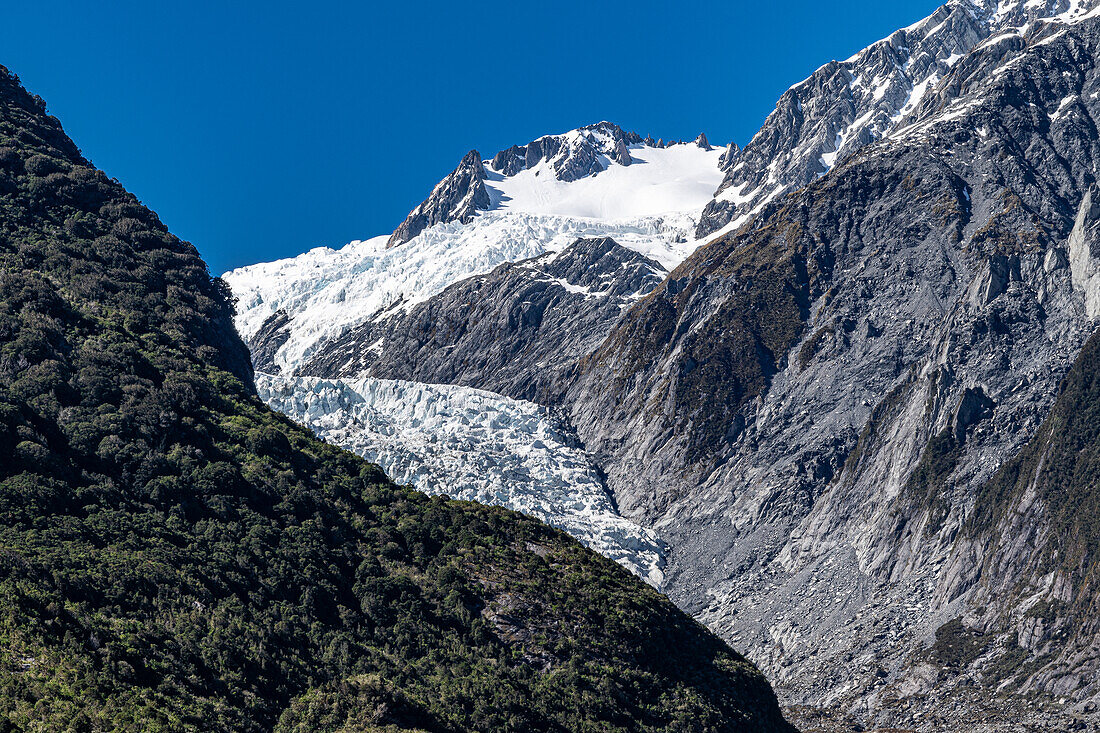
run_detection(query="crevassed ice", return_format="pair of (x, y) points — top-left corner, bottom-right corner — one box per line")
(224, 211), (697, 373)
(257, 373), (667, 587)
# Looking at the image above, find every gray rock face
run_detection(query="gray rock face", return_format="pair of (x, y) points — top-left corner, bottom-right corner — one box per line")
(387, 149), (490, 247)
(718, 141), (740, 170)
(1069, 184), (1100, 317)
(489, 121), (642, 182)
(249, 308), (292, 374)
(568, 8), (1100, 727)
(695, 0), (1087, 240)
(301, 237), (665, 404)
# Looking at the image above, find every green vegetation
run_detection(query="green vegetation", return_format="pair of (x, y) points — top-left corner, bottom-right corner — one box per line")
(0, 66), (793, 732)
(797, 326), (832, 372)
(929, 618), (987, 669)
(840, 371), (915, 477)
(970, 329), (1100, 580)
(904, 427), (961, 536)
(585, 203), (814, 473)
(984, 645), (1030, 683)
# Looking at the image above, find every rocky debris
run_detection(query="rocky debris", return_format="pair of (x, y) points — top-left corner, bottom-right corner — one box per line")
(787, 685), (1100, 732)
(301, 237), (665, 404)
(387, 149), (490, 247)
(967, 254), (1021, 307)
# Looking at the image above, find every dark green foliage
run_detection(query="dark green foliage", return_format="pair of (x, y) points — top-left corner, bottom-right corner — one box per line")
(797, 326), (832, 372)
(0, 65), (793, 732)
(984, 645), (1031, 683)
(904, 427), (961, 535)
(929, 618), (987, 669)
(971, 329), (1100, 578)
(584, 209), (814, 473)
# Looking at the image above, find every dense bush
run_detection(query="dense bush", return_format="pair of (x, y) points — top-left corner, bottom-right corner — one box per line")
(0, 65), (792, 732)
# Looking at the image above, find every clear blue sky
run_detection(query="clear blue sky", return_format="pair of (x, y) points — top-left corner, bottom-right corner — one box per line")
(1, 0), (939, 275)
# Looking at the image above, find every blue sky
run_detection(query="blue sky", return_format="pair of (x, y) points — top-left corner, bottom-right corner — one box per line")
(1, 0), (939, 275)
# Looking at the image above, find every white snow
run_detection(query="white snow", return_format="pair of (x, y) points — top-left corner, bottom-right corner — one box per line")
(1051, 94), (1078, 121)
(486, 143), (725, 221)
(820, 133), (845, 169)
(257, 373), (667, 587)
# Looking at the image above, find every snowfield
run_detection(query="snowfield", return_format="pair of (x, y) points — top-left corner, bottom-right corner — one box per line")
(257, 373), (667, 587)
(487, 142), (725, 220)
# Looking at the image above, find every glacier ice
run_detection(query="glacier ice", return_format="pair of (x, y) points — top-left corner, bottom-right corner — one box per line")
(257, 373), (667, 587)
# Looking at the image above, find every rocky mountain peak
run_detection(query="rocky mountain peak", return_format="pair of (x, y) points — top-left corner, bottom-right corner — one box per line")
(695, 0), (1100, 240)
(490, 121), (643, 182)
(386, 122), (704, 250)
(387, 148), (490, 247)
(718, 141), (740, 170)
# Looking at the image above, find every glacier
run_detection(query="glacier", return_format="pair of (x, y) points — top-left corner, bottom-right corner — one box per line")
(257, 372), (668, 587)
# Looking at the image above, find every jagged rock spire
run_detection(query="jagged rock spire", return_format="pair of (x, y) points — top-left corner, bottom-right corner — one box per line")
(387, 149), (490, 248)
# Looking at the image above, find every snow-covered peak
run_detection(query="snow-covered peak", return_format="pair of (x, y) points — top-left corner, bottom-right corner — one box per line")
(387, 122), (725, 248)
(695, 0), (1100, 240)
(226, 122), (727, 374)
(386, 149), (490, 247)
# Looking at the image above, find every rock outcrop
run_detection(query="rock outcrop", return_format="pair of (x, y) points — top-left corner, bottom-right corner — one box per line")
(695, 0), (1086, 239)
(568, 6), (1100, 728)
(302, 237), (665, 403)
(387, 149), (490, 247)
(489, 121), (642, 181)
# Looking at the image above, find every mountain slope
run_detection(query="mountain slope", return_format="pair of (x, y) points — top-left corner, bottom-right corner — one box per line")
(224, 0), (1100, 728)
(225, 130), (724, 377)
(301, 237), (664, 404)
(567, 3), (1100, 727)
(0, 65), (794, 732)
